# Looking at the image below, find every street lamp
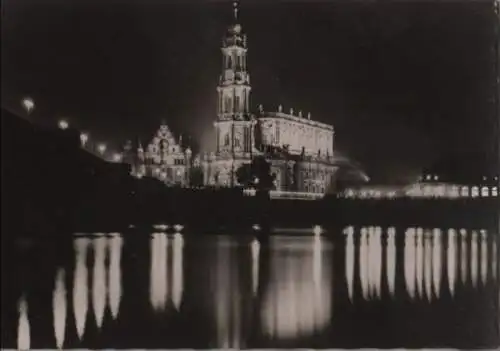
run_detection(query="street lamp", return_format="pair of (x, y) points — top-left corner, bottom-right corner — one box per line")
(97, 143), (107, 155)
(112, 153), (122, 162)
(80, 132), (89, 147)
(21, 97), (35, 115)
(58, 119), (69, 130)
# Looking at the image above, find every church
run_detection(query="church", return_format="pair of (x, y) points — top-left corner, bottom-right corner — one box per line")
(201, 1), (340, 194)
(128, 1), (350, 194)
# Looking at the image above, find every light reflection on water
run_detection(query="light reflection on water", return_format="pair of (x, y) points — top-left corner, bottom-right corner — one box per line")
(53, 268), (67, 349)
(17, 295), (30, 351)
(260, 236), (333, 340)
(11, 226), (500, 349)
(73, 238), (89, 340)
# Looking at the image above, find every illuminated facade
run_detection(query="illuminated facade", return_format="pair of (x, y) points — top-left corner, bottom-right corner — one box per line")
(202, 2), (340, 194)
(130, 123), (194, 186)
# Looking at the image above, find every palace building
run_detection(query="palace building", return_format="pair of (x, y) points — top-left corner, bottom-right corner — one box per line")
(128, 123), (195, 187)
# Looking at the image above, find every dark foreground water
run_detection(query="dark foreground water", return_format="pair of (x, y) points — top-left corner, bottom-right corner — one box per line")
(1, 224), (499, 349)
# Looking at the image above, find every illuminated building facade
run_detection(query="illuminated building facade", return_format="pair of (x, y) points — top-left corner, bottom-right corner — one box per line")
(202, 1), (340, 194)
(130, 123), (194, 187)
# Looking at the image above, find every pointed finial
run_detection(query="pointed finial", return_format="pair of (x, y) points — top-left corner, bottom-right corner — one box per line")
(258, 104), (263, 112)
(233, 0), (239, 20)
(298, 110), (303, 118)
(308, 112), (311, 120)
(290, 107), (294, 115)
(278, 104), (283, 112)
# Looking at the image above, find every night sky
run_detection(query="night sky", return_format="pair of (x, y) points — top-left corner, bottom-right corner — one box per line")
(2, 0), (498, 183)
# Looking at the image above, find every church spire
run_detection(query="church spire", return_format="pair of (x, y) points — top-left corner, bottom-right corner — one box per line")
(216, 0), (251, 121)
(233, 0), (239, 21)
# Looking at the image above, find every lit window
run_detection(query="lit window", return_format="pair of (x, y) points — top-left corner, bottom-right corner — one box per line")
(471, 186), (479, 198)
(460, 186), (469, 197)
(481, 187), (489, 197)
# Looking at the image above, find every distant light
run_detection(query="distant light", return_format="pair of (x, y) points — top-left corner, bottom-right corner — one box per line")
(254, 177), (260, 184)
(112, 153), (122, 162)
(58, 120), (69, 130)
(173, 224), (184, 232)
(426, 175), (431, 181)
(21, 97), (35, 114)
(97, 143), (107, 154)
(483, 176), (487, 181)
(80, 132), (89, 146)
(434, 175), (439, 181)
(153, 224), (168, 231)
(252, 224), (261, 231)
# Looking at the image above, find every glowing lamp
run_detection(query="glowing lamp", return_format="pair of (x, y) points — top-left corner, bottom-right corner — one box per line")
(97, 143), (107, 154)
(112, 153), (122, 162)
(58, 120), (69, 130)
(80, 132), (89, 146)
(21, 97), (35, 114)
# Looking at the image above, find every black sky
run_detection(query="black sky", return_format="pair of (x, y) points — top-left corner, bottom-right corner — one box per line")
(2, 0), (499, 183)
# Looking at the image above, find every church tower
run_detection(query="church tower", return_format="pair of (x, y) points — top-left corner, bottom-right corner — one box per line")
(214, 0), (254, 156)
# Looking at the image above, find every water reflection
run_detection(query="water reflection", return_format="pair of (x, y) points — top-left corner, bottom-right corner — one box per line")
(480, 230), (487, 286)
(17, 295), (30, 351)
(447, 229), (457, 296)
(172, 233), (184, 310)
(386, 227), (396, 297)
(149, 232), (185, 312)
(471, 231), (478, 287)
(53, 268), (67, 349)
(7, 226), (499, 349)
(424, 230), (432, 300)
(92, 235), (107, 328)
(73, 238), (89, 339)
(150, 233), (168, 311)
(261, 236), (333, 340)
(108, 234), (123, 319)
(404, 228), (417, 299)
(416, 228), (424, 298)
(212, 237), (242, 348)
(432, 229), (442, 298)
(491, 235), (497, 281)
(344, 226), (355, 301)
(460, 230), (468, 285)
(359, 227), (369, 299)
(250, 238), (260, 296)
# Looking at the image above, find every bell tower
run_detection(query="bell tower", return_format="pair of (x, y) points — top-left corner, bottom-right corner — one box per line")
(215, 0), (254, 156)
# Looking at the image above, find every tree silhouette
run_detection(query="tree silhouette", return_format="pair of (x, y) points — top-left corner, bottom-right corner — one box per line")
(236, 156), (275, 190)
(189, 167), (204, 187)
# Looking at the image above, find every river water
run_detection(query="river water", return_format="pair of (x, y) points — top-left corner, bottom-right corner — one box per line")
(1, 224), (499, 349)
